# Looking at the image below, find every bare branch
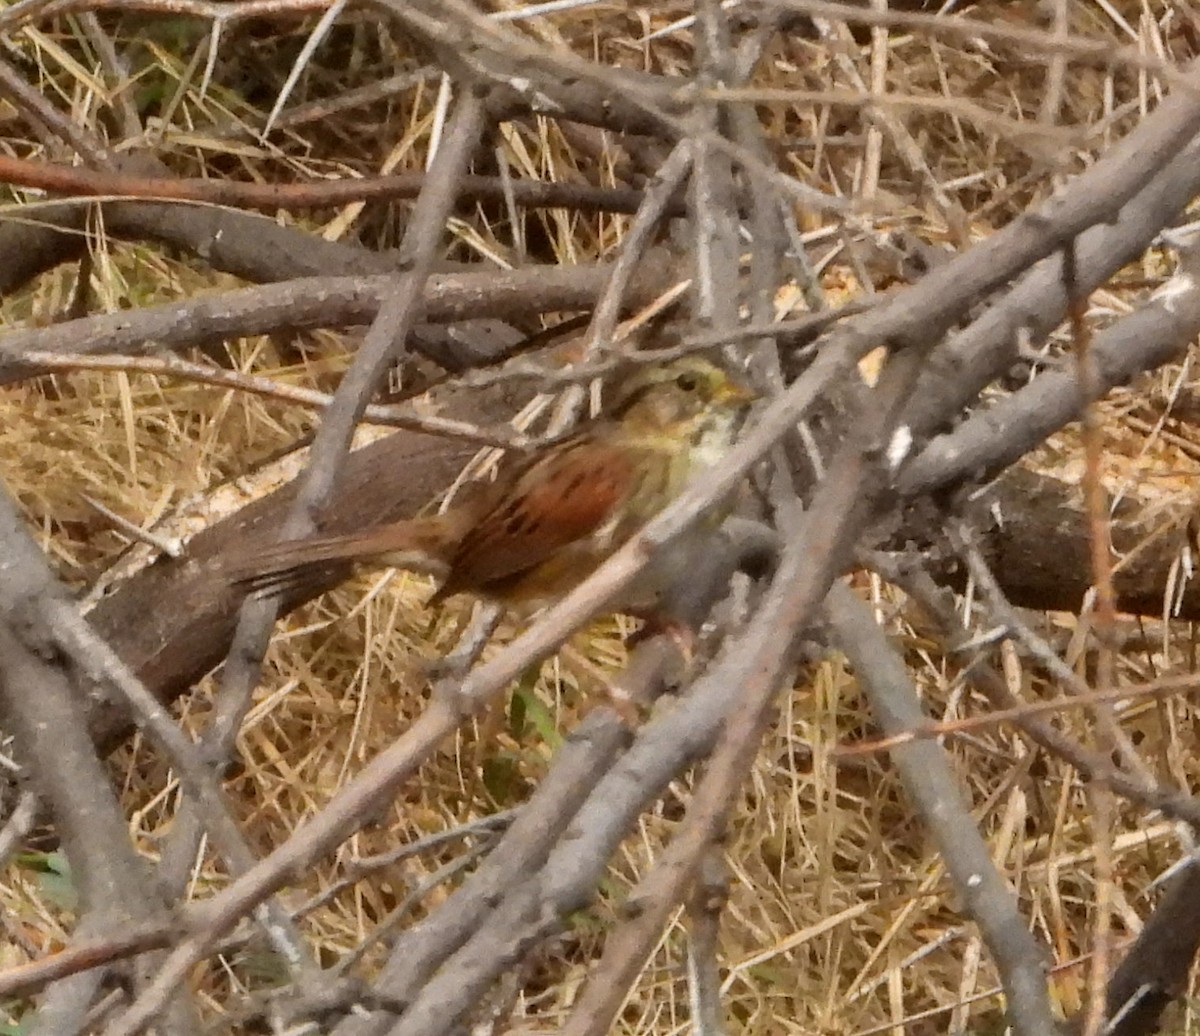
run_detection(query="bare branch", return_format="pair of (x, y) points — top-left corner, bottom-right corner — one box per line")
(900, 250), (1200, 496)
(0, 487), (191, 1030)
(0, 260), (679, 381)
(825, 582), (1057, 1036)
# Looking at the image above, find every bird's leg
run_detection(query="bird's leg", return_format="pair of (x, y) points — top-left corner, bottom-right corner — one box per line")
(422, 601), (509, 807)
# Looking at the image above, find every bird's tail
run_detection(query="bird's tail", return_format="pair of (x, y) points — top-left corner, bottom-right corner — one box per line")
(227, 520), (449, 597)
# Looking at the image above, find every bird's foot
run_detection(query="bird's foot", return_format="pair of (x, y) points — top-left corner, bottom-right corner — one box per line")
(624, 613), (697, 667)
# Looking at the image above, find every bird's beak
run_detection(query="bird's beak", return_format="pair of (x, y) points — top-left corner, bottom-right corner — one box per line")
(717, 378), (756, 406)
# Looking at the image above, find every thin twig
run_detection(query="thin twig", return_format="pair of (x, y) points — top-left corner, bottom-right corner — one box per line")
(0, 55), (107, 163)
(82, 495), (183, 558)
(861, 555), (1200, 830)
(0, 155), (680, 217)
(25, 351), (524, 448)
(581, 138), (695, 357)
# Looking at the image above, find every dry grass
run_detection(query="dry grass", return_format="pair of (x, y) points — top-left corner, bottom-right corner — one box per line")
(3, 1), (1200, 1033)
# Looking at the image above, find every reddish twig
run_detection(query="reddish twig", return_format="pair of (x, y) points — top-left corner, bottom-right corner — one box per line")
(0, 155), (677, 217)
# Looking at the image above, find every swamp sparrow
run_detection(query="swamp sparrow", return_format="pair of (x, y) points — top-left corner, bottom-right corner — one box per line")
(231, 357), (754, 616)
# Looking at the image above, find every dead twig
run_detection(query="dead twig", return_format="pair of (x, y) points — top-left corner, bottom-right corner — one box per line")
(825, 582), (1057, 1036)
(0, 155), (681, 217)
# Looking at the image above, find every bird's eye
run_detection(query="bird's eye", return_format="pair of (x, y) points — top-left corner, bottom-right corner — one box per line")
(675, 372), (700, 392)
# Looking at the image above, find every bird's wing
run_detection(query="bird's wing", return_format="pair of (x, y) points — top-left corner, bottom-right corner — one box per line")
(437, 434), (636, 598)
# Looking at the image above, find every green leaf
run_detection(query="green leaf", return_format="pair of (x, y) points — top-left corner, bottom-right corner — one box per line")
(16, 851), (77, 912)
(511, 668), (561, 750)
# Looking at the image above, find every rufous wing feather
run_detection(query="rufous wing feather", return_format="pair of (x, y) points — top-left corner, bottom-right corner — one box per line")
(436, 437), (635, 599)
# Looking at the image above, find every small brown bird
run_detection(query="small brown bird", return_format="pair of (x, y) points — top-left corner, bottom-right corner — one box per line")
(230, 357), (753, 614)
